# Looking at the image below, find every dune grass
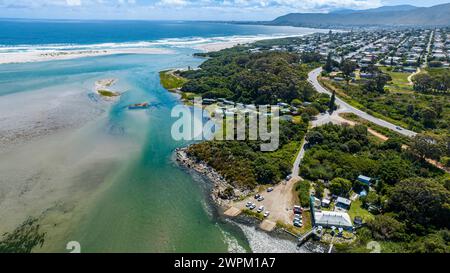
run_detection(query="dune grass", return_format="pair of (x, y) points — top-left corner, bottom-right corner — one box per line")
(159, 70), (188, 90)
(98, 90), (119, 97)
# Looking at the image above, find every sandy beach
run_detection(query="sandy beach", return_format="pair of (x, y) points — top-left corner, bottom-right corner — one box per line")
(193, 35), (305, 52)
(0, 47), (173, 65)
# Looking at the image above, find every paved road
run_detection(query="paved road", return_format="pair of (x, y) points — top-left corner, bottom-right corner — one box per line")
(422, 30), (434, 68)
(291, 139), (307, 177)
(308, 67), (417, 138)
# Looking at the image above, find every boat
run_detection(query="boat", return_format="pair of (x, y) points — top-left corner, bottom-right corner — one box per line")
(128, 102), (150, 110)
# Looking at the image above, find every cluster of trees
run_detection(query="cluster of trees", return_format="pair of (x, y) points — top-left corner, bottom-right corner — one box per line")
(360, 65), (392, 94)
(187, 121), (308, 189)
(413, 69), (450, 94)
(301, 124), (445, 193)
(180, 49), (316, 105)
(301, 124), (449, 252)
(410, 134), (450, 161)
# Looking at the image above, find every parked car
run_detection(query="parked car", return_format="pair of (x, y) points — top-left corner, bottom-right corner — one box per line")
(246, 202), (252, 208)
(249, 204), (256, 210)
(254, 194), (261, 200)
(293, 220), (303, 227)
(264, 211), (270, 217)
(267, 187), (274, 193)
(257, 196), (265, 202)
(257, 206), (264, 213)
(317, 226), (323, 233)
(293, 205), (303, 214)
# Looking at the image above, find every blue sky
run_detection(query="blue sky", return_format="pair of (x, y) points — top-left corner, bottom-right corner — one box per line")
(0, 0), (449, 20)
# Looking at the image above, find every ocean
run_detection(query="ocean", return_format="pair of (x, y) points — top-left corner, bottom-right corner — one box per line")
(0, 20), (325, 253)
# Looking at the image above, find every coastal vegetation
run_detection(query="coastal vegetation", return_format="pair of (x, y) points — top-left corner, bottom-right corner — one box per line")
(301, 124), (445, 186)
(159, 70), (188, 91)
(97, 89), (120, 97)
(295, 180), (311, 207)
(179, 48), (317, 105)
(187, 120), (308, 189)
(320, 65), (450, 165)
(301, 124), (449, 253)
(413, 68), (450, 94)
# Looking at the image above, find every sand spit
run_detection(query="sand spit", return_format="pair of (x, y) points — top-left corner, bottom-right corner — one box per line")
(0, 47), (173, 65)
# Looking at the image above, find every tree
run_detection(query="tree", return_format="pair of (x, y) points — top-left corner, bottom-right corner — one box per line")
(340, 60), (357, 83)
(421, 107), (437, 128)
(381, 137), (402, 152)
(367, 215), (406, 241)
(324, 52), (333, 73)
(329, 90), (336, 113)
(410, 231), (450, 253)
(306, 131), (324, 146)
(314, 181), (325, 200)
(387, 178), (450, 229)
(410, 134), (443, 160)
(413, 73), (432, 92)
(378, 155), (413, 185)
(406, 104), (415, 117)
(364, 73), (390, 93)
(346, 139), (361, 153)
(361, 191), (379, 207)
(329, 177), (352, 196)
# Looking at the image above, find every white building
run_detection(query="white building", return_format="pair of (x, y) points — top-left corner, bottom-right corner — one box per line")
(313, 210), (353, 230)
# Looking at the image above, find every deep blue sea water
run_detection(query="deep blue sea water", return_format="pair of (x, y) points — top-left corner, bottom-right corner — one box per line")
(0, 19), (318, 45)
(0, 20), (323, 253)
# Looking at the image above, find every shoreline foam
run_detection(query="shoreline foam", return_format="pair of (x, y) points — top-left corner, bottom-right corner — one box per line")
(0, 48), (173, 65)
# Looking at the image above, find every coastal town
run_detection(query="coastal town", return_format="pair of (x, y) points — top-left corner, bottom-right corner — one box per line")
(169, 26), (450, 253)
(0, 2), (449, 256)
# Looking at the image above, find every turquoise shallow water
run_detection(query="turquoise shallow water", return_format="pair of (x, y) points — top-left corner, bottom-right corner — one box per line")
(62, 51), (249, 252)
(0, 49), (252, 252)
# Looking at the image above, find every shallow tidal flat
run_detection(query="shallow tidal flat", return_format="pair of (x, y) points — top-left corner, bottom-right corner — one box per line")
(0, 62), (140, 251)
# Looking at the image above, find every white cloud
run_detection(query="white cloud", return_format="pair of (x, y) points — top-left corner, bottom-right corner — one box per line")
(66, 0), (81, 6)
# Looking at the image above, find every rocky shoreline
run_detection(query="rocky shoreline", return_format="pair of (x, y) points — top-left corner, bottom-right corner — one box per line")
(175, 147), (252, 208)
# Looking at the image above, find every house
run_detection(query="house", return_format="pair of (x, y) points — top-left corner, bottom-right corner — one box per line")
(403, 67), (417, 73)
(321, 198), (331, 208)
(203, 98), (216, 105)
(336, 197), (352, 210)
(357, 175), (372, 186)
(277, 102), (290, 108)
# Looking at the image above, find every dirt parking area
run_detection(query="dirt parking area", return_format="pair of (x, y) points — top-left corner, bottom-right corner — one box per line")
(233, 177), (301, 225)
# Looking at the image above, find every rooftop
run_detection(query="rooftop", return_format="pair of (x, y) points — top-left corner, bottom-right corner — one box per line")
(314, 211), (353, 228)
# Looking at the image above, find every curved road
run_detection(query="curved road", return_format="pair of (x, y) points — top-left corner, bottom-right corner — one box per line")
(308, 67), (417, 138)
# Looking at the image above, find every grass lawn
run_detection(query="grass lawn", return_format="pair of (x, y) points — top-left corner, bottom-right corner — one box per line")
(348, 199), (374, 223)
(159, 70), (188, 90)
(379, 67), (414, 94)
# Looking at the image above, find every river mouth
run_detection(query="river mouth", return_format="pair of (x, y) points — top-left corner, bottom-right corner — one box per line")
(0, 26), (328, 252)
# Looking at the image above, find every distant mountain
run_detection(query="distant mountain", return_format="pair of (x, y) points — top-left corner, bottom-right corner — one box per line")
(272, 3), (450, 27)
(330, 5), (419, 14)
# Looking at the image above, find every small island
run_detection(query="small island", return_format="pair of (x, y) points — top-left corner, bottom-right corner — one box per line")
(95, 79), (121, 99)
